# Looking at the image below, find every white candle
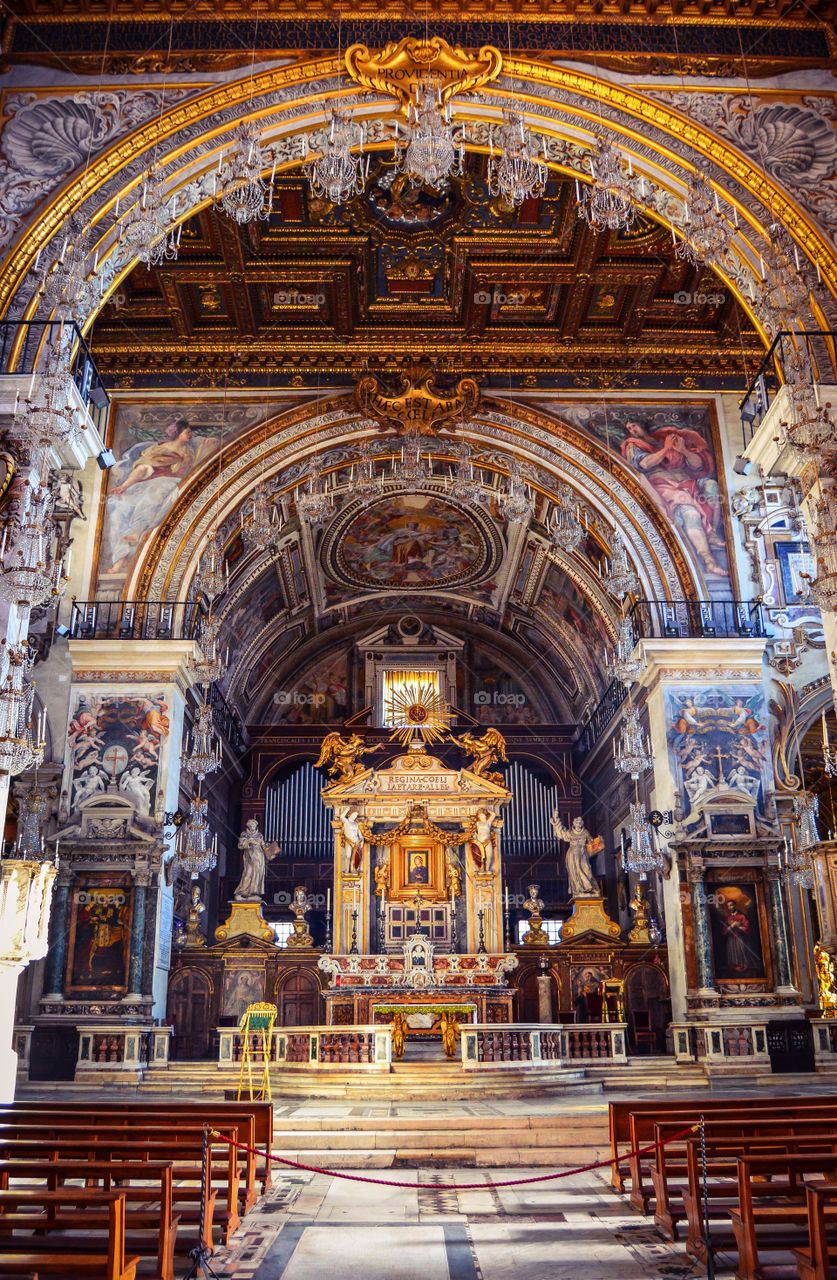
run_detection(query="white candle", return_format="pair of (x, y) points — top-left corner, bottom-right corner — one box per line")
(823, 713), (830, 751)
(326, 887), (331, 915)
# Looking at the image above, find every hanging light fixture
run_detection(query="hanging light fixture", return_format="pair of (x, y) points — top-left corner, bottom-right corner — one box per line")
(174, 788), (218, 878)
(487, 111), (547, 208)
(395, 73), (465, 192)
(0, 643), (45, 777)
(547, 484), (584, 554)
(622, 800), (664, 876)
(120, 163), (181, 268)
(824, 715), (837, 780)
(613, 701), (654, 779)
(182, 697), (222, 781)
(793, 790), (821, 850)
(194, 528), (228, 601)
(189, 614), (225, 686)
(781, 394), (835, 466)
(760, 224), (810, 325)
(0, 482), (67, 610)
(217, 120), (276, 224)
(674, 176), (733, 268)
(606, 615), (644, 686)
(296, 469), (335, 525)
(395, 432), (431, 491)
(241, 485), (282, 552)
(304, 107), (367, 205)
(499, 462), (533, 524)
(353, 440), (382, 500)
(20, 362), (83, 462)
(14, 778), (51, 857)
(449, 442), (483, 505)
(603, 528), (639, 599)
(38, 215), (92, 318)
(781, 830), (815, 889)
(576, 135), (640, 234)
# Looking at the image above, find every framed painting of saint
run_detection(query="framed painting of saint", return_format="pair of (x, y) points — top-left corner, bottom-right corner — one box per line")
(66, 882), (133, 993)
(707, 882), (766, 981)
(406, 849), (431, 885)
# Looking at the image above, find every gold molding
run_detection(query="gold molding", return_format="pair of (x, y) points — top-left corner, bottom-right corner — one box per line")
(345, 37), (502, 112)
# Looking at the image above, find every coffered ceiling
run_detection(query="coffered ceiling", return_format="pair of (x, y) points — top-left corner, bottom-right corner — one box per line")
(90, 160), (762, 392)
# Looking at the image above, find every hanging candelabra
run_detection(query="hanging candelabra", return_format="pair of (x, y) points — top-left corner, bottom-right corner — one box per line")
(809, 508), (837, 612)
(14, 778), (51, 858)
(824, 714), (837, 780)
(613, 701), (654, 779)
(353, 441), (381, 501)
(182, 697), (222, 781)
(174, 788), (217, 878)
(194, 528), (228, 600)
(216, 120), (275, 224)
(674, 176), (733, 268)
(487, 111), (547, 208)
(304, 108), (367, 205)
(20, 362), (82, 461)
(499, 462), (533, 524)
(0, 483), (67, 610)
(622, 800), (664, 876)
(547, 484), (584, 554)
(241, 486), (282, 552)
(449, 442), (483, 505)
(120, 163), (181, 268)
(395, 433), (431, 490)
(0, 643), (45, 777)
(606, 615), (644, 686)
(603, 529), (639, 599)
(782, 831), (814, 889)
(38, 215), (92, 318)
(781, 392), (835, 466)
(395, 74), (465, 191)
(296, 470), (335, 525)
(189, 615), (225, 685)
(793, 790), (821, 850)
(576, 135), (640, 234)
(760, 224), (810, 326)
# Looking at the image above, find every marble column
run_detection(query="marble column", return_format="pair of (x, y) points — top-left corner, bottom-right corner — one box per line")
(125, 882), (147, 1001)
(41, 871), (72, 1001)
(537, 973), (553, 1023)
(688, 866), (716, 996)
(767, 867), (798, 995)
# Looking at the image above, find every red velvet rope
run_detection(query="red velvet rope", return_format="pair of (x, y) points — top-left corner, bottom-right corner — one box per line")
(210, 1121), (699, 1191)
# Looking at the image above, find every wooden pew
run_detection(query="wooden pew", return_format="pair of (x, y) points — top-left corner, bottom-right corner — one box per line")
(729, 1152), (837, 1280)
(0, 1160), (177, 1280)
(607, 1095), (837, 1195)
(0, 1188), (138, 1280)
(0, 1123), (243, 1240)
(795, 1184), (837, 1280)
(1, 1102), (270, 1198)
(0, 1136), (222, 1247)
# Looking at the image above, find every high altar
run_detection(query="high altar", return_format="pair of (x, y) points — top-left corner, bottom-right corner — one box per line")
(316, 736), (518, 1025)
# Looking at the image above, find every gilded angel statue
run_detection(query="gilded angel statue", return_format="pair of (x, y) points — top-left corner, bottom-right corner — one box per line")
(314, 732), (381, 782)
(455, 728), (508, 784)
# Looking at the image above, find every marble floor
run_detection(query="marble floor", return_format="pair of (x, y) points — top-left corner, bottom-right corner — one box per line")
(212, 1164), (704, 1280)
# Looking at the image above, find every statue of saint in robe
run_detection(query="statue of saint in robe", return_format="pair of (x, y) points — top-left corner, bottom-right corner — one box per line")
(234, 819), (280, 900)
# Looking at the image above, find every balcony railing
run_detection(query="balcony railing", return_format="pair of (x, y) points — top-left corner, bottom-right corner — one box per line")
(0, 320), (110, 436)
(575, 679), (628, 758)
(739, 329), (837, 445)
(629, 598), (766, 640)
(69, 599), (202, 642)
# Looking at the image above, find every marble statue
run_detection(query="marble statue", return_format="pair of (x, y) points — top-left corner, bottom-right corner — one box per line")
(338, 806), (364, 873)
(551, 812), (600, 898)
(233, 819), (280, 900)
(183, 882), (206, 948)
(472, 808), (499, 872)
(445, 846), (462, 898)
(684, 765), (716, 804)
(373, 847), (390, 897)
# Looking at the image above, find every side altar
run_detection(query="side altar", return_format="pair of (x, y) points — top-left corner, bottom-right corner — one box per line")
(316, 732), (518, 1026)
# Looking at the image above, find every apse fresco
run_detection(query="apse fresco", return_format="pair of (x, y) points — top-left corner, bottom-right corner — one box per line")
(97, 401), (284, 593)
(469, 649), (540, 724)
(330, 493), (498, 590)
(556, 403), (731, 591)
(66, 691), (170, 817)
(665, 685), (769, 818)
(270, 651), (350, 724)
(536, 564), (612, 675)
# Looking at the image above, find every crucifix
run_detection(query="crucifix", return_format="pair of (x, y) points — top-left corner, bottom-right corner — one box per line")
(103, 744), (127, 782)
(410, 891), (426, 935)
(713, 744), (730, 784)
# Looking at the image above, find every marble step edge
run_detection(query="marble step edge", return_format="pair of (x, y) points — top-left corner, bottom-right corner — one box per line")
(269, 1146), (611, 1168)
(271, 1115), (607, 1133)
(267, 1129), (607, 1149)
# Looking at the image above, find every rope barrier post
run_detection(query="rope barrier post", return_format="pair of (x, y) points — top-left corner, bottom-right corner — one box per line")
(700, 1115), (715, 1280)
(184, 1124), (222, 1280)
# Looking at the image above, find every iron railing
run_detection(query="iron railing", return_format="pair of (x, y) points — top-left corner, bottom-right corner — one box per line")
(575, 679), (628, 757)
(740, 329), (837, 445)
(206, 681), (247, 756)
(0, 320), (110, 436)
(629, 598), (766, 640)
(69, 599), (202, 642)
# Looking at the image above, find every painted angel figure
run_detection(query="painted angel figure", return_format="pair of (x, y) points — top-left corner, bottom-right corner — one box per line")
(73, 764), (107, 809)
(315, 732), (381, 782)
(455, 728), (508, 784)
(551, 812), (600, 899)
(233, 819), (280, 900)
(337, 806), (364, 874)
(118, 764), (154, 817)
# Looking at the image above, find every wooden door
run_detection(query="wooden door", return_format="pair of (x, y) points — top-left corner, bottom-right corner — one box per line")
(168, 968), (212, 1060)
(624, 963), (671, 1054)
(278, 968), (321, 1027)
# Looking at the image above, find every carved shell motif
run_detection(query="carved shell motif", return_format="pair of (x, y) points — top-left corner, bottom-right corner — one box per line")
(736, 104), (836, 189)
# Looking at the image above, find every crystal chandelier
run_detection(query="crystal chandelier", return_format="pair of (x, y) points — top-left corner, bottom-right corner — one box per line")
(296, 471), (335, 525)
(499, 462), (533, 524)
(450, 443), (482, 505)
(121, 163), (180, 268)
(606, 616), (644, 686)
(189, 614), (224, 685)
(0, 483), (66, 609)
(396, 75), (464, 192)
(217, 121), (274, 225)
(242, 486), (282, 552)
(782, 829), (814, 889)
(304, 108), (367, 205)
(547, 484), (584, 554)
(760, 224), (810, 325)
(824, 715), (837, 779)
(0, 643), (44, 777)
(182, 697), (222, 781)
(38, 215), (92, 318)
(782, 395), (835, 465)
(396, 433), (431, 490)
(21, 363), (82, 459)
(603, 529), (639, 599)
(487, 111), (547, 208)
(613, 701), (653, 779)
(194, 528), (227, 600)
(353, 441), (381, 500)
(576, 135), (640, 234)
(793, 790), (821, 850)
(14, 779), (50, 857)
(622, 801), (664, 876)
(174, 788), (217, 878)
(809, 504), (837, 611)
(674, 176), (732, 268)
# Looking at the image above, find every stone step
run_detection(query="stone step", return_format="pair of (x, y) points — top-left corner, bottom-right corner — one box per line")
(269, 1127), (605, 1151)
(273, 1145), (609, 1169)
(272, 1114), (607, 1133)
